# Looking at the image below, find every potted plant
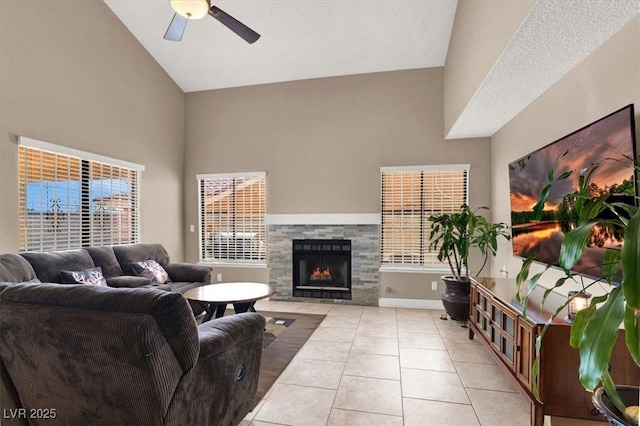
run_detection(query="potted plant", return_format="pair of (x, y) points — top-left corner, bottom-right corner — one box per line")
(429, 204), (510, 321)
(515, 157), (640, 425)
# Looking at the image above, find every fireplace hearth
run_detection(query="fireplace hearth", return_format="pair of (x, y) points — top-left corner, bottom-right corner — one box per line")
(292, 239), (351, 300)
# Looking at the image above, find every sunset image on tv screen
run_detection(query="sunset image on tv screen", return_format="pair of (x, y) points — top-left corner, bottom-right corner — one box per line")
(508, 105), (636, 280)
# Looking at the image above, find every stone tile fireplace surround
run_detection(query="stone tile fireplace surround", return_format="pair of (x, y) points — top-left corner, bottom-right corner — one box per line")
(266, 214), (380, 306)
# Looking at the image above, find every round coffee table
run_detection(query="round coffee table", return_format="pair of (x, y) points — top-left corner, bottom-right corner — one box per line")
(184, 282), (275, 322)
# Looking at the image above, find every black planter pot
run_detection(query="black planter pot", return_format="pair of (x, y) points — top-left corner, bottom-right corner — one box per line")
(440, 276), (471, 321)
(592, 385), (639, 426)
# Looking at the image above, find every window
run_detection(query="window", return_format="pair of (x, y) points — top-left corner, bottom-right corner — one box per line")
(198, 172), (266, 264)
(380, 164), (469, 269)
(18, 137), (143, 252)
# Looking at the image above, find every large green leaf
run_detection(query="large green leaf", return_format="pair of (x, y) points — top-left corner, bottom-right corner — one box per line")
(624, 304), (640, 366)
(557, 170), (573, 181)
(601, 369), (626, 414)
(613, 202), (638, 226)
(578, 286), (625, 391)
(622, 207), (640, 309)
(578, 195), (607, 223)
(531, 295), (572, 401)
(602, 248), (622, 285)
(558, 222), (596, 270)
(515, 257), (535, 291)
(531, 333), (545, 400)
(532, 183), (552, 219)
(573, 165), (599, 216)
(541, 276), (571, 307)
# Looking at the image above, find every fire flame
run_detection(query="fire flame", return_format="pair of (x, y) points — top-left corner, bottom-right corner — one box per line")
(312, 267), (331, 277)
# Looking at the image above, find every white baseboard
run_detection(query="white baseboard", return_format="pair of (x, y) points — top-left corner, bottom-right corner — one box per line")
(378, 298), (444, 310)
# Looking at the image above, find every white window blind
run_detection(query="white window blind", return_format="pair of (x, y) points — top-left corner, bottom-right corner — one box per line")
(18, 138), (142, 252)
(380, 165), (469, 268)
(198, 172), (266, 264)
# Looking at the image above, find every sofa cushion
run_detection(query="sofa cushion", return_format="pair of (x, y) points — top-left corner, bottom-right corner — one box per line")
(106, 275), (153, 288)
(0, 253), (38, 283)
(84, 246), (124, 278)
(167, 281), (204, 293)
(113, 243), (171, 275)
(164, 263), (212, 284)
(20, 249), (95, 283)
(61, 266), (108, 286)
(131, 260), (171, 284)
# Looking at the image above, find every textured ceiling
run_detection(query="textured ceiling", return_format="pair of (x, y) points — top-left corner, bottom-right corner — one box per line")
(446, 0), (640, 139)
(104, 0), (639, 139)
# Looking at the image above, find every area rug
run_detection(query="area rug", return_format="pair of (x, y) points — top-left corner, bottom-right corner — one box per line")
(254, 311), (325, 404)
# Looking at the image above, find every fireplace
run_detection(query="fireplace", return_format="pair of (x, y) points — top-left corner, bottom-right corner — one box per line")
(292, 239), (351, 300)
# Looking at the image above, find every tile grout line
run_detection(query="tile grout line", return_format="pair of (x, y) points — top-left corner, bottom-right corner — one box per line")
(324, 303), (361, 425)
(435, 313), (483, 426)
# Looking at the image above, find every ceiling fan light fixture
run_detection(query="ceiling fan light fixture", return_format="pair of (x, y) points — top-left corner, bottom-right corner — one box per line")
(170, 0), (210, 20)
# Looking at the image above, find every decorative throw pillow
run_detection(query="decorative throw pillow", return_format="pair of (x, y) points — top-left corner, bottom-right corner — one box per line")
(131, 260), (171, 284)
(60, 266), (107, 286)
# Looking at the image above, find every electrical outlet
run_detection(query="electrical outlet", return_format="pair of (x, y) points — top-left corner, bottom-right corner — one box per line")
(217, 273), (222, 282)
(189, 224), (195, 233)
(431, 281), (438, 291)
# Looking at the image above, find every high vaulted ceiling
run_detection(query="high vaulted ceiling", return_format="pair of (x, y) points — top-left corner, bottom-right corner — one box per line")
(104, 0), (458, 93)
(104, 0), (639, 139)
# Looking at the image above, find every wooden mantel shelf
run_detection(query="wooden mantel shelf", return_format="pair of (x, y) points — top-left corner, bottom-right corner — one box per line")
(468, 277), (639, 426)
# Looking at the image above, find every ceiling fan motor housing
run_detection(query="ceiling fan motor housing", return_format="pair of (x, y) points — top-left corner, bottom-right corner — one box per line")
(164, 0), (260, 44)
(170, 0), (210, 19)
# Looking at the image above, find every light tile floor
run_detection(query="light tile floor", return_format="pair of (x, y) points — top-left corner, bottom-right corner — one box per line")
(240, 300), (608, 426)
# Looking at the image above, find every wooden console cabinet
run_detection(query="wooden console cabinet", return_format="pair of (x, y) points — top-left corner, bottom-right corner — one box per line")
(469, 277), (639, 426)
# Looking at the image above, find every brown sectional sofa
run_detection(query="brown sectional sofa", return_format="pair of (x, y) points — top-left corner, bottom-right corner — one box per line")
(0, 244), (265, 425)
(4, 243), (211, 314)
(20, 243), (212, 292)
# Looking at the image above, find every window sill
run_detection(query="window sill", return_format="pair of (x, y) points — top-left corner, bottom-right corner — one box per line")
(379, 266), (451, 274)
(199, 261), (267, 269)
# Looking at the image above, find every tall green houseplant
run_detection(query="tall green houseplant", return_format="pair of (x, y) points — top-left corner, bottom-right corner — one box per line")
(429, 205), (510, 281)
(516, 158), (640, 422)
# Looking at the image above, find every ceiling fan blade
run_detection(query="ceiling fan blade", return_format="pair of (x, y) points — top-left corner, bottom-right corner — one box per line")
(209, 5), (260, 44)
(164, 13), (188, 41)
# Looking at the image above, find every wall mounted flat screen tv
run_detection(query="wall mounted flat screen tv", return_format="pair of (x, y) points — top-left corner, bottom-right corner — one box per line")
(508, 104), (637, 280)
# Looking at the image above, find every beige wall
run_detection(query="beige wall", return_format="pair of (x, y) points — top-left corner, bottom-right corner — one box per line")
(490, 17), (640, 294)
(184, 68), (492, 299)
(444, 0), (534, 136)
(8, 1), (629, 301)
(0, 0), (186, 259)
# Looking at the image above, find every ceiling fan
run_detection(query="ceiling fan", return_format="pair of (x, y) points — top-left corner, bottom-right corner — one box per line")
(164, 0), (260, 44)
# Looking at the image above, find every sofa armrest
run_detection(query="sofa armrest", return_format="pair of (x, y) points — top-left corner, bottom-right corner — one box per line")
(197, 313), (265, 359)
(166, 313), (265, 425)
(106, 276), (152, 288)
(164, 262), (212, 284)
